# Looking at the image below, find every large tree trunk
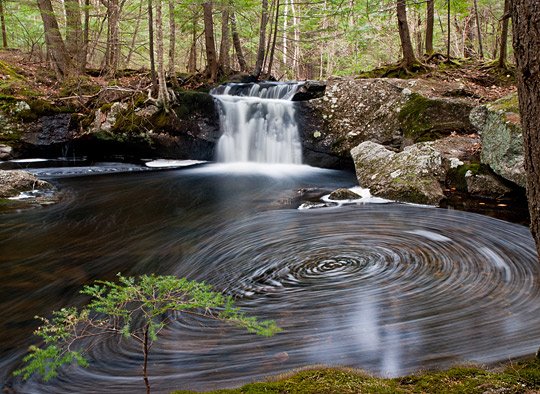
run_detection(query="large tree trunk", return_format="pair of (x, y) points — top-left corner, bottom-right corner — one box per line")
(218, 4), (230, 71)
(511, 1), (540, 260)
(0, 0), (8, 48)
(203, 1), (218, 82)
(105, 0), (121, 76)
(425, 0), (434, 55)
(37, 0), (73, 79)
(230, 11), (247, 72)
(498, 0), (511, 68)
(64, 0), (85, 72)
(396, 0), (417, 67)
(253, 0), (269, 78)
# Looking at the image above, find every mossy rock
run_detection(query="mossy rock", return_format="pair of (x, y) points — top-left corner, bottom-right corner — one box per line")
(446, 163), (483, 192)
(489, 92), (519, 114)
(59, 76), (101, 97)
(173, 90), (216, 118)
(399, 93), (475, 143)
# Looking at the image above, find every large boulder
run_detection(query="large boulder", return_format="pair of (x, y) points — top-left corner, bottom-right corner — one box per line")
(470, 93), (526, 188)
(351, 141), (446, 205)
(0, 170), (53, 198)
(298, 78), (477, 169)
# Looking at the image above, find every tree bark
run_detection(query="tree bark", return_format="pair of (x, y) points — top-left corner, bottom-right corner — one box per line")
(203, 1), (218, 82)
(148, 0), (158, 95)
(126, 0), (144, 65)
(425, 0), (434, 55)
(473, 0), (483, 58)
(0, 0), (8, 48)
(37, 0), (73, 79)
(230, 11), (247, 72)
(396, 0), (417, 67)
(218, 4), (230, 71)
(266, 0), (280, 76)
(156, 0), (169, 108)
(499, 0), (510, 68)
(83, 0), (90, 67)
(253, 0), (269, 78)
(511, 0), (540, 261)
(446, 0), (451, 58)
(104, 0), (121, 76)
(64, 0), (85, 72)
(168, 0), (178, 87)
(187, 8), (198, 73)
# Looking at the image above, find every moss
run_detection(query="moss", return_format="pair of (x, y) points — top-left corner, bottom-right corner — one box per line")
(100, 103), (114, 113)
(112, 109), (145, 135)
(173, 358), (540, 394)
(446, 163), (483, 192)
(173, 91), (215, 118)
(59, 76), (101, 97)
(489, 93), (519, 114)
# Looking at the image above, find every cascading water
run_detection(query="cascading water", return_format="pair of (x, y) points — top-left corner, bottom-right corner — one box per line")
(211, 82), (304, 164)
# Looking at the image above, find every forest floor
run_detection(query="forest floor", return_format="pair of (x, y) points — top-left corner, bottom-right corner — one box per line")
(0, 49), (517, 106)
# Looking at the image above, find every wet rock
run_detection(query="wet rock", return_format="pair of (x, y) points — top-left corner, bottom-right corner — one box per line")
(470, 94), (526, 188)
(23, 113), (72, 146)
(291, 80), (326, 101)
(328, 188), (361, 200)
(351, 141), (445, 205)
(0, 144), (12, 160)
(465, 172), (512, 198)
(91, 102), (128, 134)
(0, 170), (53, 198)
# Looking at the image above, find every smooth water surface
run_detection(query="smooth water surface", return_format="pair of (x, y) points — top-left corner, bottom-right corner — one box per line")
(1, 163), (540, 393)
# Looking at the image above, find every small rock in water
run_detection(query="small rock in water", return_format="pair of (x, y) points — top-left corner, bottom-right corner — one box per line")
(273, 351), (289, 362)
(328, 188), (361, 200)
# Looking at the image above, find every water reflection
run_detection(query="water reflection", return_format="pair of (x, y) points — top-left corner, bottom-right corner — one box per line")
(1, 163), (539, 393)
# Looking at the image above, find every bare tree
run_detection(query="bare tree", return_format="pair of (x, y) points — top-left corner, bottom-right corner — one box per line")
(155, 0), (169, 108)
(64, 0), (85, 72)
(230, 10), (247, 72)
(253, 0), (269, 78)
(511, 0), (540, 260)
(425, 0), (434, 55)
(218, 3), (230, 71)
(168, 0), (179, 87)
(498, 0), (511, 68)
(102, 0), (121, 76)
(0, 0), (7, 48)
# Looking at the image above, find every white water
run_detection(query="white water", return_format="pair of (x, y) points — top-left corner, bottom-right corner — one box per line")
(211, 82), (303, 164)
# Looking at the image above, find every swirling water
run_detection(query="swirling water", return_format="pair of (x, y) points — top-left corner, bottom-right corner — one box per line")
(1, 163), (540, 393)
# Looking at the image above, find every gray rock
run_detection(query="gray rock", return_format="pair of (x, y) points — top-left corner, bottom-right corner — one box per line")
(328, 188), (361, 200)
(351, 141), (445, 205)
(0, 170), (53, 198)
(465, 172), (512, 198)
(91, 102), (128, 134)
(0, 144), (12, 160)
(470, 94), (526, 187)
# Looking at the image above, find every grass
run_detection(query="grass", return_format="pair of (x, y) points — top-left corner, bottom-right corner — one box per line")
(173, 357), (540, 394)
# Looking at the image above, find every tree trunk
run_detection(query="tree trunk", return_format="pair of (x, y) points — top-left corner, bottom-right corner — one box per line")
(37, 0), (73, 79)
(425, 0), (434, 55)
(168, 0), (178, 87)
(266, 0), (280, 75)
(187, 8), (198, 73)
(446, 0), (451, 58)
(64, 0), (85, 72)
(463, 14), (475, 58)
(203, 1), (218, 82)
(148, 0), (158, 95)
(473, 0), (483, 58)
(218, 4), (230, 71)
(126, 0), (143, 65)
(511, 0), (540, 261)
(499, 0), (510, 68)
(253, 0), (269, 78)
(143, 324), (151, 394)
(156, 0), (169, 108)
(396, 0), (417, 67)
(83, 0), (90, 67)
(105, 0), (121, 76)
(282, 0), (288, 67)
(0, 0), (8, 48)
(230, 11), (247, 72)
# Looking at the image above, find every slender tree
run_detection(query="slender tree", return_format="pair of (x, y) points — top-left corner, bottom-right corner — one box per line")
(498, 0), (511, 68)
(511, 0), (540, 261)
(103, 0), (121, 76)
(473, 0), (484, 58)
(148, 0), (158, 95)
(253, 0), (269, 78)
(396, 0), (417, 68)
(64, 0), (85, 72)
(266, 0), (280, 75)
(0, 0), (7, 48)
(168, 0), (179, 87)
(230, 10), (247, 72)
(219, 3), (231, 71)
(203, 1), (218, 82)
(425, 0), (434, 55)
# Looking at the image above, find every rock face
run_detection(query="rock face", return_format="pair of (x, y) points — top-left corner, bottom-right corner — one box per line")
(328, 188), (361, 200)
(298, 78), (477, 168)
(351, 141), (446, 205)
(0, 170), (53, 198)
(470, 94), (526, 188)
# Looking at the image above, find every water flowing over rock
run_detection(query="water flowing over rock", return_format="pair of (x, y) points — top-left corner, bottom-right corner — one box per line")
(470, 94), (526, 188)
(351, 141), (446, 205)
(212, 82), (303, 163)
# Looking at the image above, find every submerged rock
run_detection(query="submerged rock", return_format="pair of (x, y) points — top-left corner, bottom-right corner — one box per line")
(470, 93), (526, 188)
(328, 188), (361, 200)
(351, 141), (446, 205)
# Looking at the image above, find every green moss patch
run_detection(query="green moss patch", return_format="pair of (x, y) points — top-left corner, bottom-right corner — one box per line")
(489, 93), (519, 114)
(174, 358), (540, 394)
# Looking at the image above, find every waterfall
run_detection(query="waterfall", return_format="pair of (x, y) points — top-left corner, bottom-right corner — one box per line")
(211, 82), (304, 164)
